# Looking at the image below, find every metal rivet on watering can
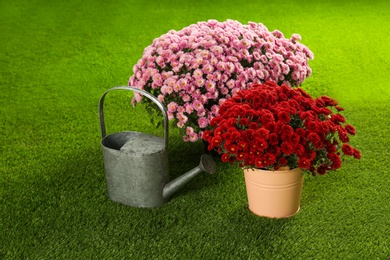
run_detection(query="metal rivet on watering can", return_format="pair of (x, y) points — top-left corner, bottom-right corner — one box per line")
(99, 86), (216, 208)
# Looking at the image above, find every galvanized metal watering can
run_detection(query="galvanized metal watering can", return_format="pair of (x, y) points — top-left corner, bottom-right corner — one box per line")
(99, 86), (216, 208)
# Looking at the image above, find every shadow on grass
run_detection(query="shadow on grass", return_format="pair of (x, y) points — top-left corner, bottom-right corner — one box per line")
(229, 204), (292, 233)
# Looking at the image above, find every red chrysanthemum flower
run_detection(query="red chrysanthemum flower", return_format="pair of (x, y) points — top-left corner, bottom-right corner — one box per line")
(209, 117), (221, 127)
(320, 96), (338, 106)
(264, 121), (275, 132)
(317, 164), (328, 175)
(328, 153), (342, 170)
(263, 152), (276, 165)
(214, 127), (224, 136)
(230, 131), (240, 140)
(253, 138), (268, 152)
(296, 128), (306, 137)
(242, 129), (255, 140)
(345, 124), (356, 135)
(294, 143), (306, 156)
(337, 127), (350, 143)
(269, 133), (279, 145)
(319, 108), (332, 115)
(256, 128), (270, 139)
(203, 130), (212, 142)
(325, 143), (337, 153)
(298, 157), (311, 170)
(228, 144), (239, 154)
(249, 122), (259, 130)
(281, 124), (293, 134)
(316, 122), (330, 135)
(255, 157), (265, 168)
(308, 132), (323, 149)
(238, 141), (248, 150)
(281, 141), (294, 155)
(299, 111), (313, 120)
(211, 136), (222, 146)
(331, 113), (346, 124)
(239, 117), (249, 126)
(237, 152), (245, 161)
(221, 154), (230, 163)
(315, 97), (325, 107)
(305, 120), (318, 132)
(278, 110), (291, 123)
(278, 157), (288, 166)
(289, 133), (300, 143)
(261, 112), (275, 125)
(353, 149), (361, 159)
(341, 143), (354, 156)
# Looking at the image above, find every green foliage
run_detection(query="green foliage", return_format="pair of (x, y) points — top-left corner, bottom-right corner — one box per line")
(1, 0), (389, 259)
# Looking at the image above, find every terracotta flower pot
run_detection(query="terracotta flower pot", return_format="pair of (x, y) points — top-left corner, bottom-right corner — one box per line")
(244, 167), (304, 218)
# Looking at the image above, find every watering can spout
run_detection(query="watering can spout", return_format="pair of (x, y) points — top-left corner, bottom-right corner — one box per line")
(162, 154), (216, 199)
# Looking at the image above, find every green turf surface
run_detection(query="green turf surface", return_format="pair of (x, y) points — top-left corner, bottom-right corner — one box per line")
(1, 0), (389, 259)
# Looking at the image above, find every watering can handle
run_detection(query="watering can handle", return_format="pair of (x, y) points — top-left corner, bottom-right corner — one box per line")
(99, 86), (169, 149)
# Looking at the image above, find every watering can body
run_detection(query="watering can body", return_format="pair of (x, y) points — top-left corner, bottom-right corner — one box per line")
(99, 86), (215, 208)
(101, 132), (169, 207)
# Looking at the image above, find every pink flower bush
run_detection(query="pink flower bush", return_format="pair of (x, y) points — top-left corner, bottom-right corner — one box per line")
(129, 19), (314, 142)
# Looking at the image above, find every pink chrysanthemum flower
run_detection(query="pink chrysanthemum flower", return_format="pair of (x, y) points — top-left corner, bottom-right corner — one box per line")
(129, 19), (314, 142)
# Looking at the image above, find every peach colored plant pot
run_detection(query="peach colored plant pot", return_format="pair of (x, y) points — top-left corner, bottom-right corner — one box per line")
(244, 167), (304, 218)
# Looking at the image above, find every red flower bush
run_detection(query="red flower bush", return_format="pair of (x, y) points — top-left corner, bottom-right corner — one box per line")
(203, 81), (361, 175)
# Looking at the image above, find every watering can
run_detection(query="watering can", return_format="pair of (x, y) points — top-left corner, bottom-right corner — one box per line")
(99, 86), (216, 208)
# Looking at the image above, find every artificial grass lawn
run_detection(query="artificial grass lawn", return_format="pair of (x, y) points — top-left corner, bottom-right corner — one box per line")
(1, 0), (389, 259)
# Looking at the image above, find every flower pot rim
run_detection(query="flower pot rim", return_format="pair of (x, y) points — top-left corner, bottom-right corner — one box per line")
(243, 167), (301, 173)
